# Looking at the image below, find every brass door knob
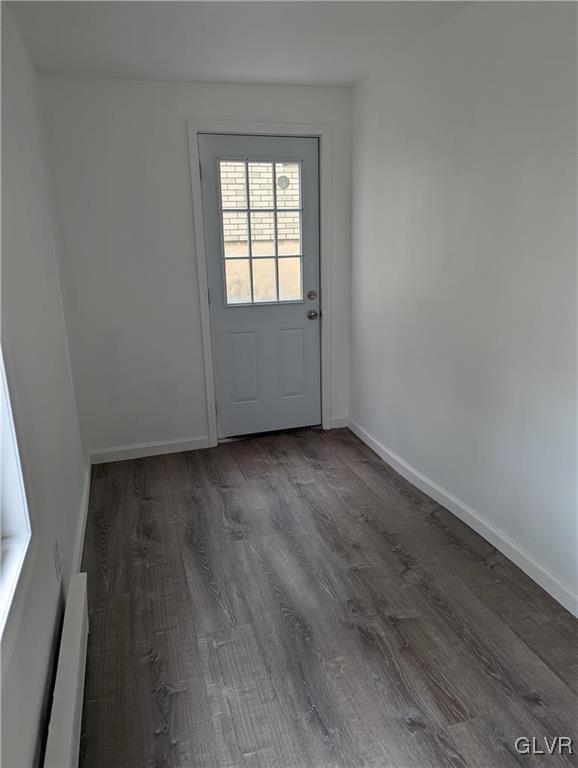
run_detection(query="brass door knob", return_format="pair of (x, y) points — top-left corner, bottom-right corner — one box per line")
(307, 310), (319, 320)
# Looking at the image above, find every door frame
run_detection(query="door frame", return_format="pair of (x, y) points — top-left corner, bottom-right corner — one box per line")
(187, 119), (334, 446)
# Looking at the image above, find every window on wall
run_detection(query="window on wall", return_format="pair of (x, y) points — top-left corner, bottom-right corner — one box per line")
(219, 159), (303, 304)
(1, 352), (31, 635)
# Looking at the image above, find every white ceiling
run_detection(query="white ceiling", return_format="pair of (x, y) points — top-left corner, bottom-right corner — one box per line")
(10, 2), (462, 86)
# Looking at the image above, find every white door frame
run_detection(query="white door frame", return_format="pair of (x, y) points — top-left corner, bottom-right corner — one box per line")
(187, 119), (334, 447)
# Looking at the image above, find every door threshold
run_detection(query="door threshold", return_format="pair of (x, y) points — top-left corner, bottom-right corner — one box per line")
(218, 424), (322, 444)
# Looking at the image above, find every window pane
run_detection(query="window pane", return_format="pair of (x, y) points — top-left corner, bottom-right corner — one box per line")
(220, 161), (247, 209)
(250, 212), (275, 256)
(277, 211), (301, 255)
(222, 212), (249, 257)
(249, 162), (273, 209)
(275, 162), (300, 209)
(252, 258), (277, 302)
(278, 257), (302, 301)
(225, 259), (251, 304)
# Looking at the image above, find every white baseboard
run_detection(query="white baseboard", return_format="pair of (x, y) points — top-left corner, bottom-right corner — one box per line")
(328, 416), (348, 428)
(348, 419), (578, 618)
(72, 463), (91, 574)
(90, 435), (211, 465)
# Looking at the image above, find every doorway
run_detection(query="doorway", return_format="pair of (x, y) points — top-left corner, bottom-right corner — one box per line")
(198, 134), (321, 439)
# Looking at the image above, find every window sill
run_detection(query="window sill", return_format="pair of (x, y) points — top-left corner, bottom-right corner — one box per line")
(1, 533), (31, 636)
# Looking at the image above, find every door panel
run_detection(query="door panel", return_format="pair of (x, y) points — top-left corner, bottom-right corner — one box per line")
(228, 331), (259, 404)
(199, 134), (321, 438)
(278, 328), (306, 399)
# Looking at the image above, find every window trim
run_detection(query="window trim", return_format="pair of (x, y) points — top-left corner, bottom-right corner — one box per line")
(1, 353), (32, 636)
(218, 157), (304, 306)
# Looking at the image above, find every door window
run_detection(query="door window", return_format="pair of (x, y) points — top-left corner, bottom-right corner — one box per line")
(219, 160), (303, 305)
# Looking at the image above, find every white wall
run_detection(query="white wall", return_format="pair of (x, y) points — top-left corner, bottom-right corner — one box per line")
(40, 78), (351, 457)
(350, 3), (577, 613)
(1, 9), (88, 766)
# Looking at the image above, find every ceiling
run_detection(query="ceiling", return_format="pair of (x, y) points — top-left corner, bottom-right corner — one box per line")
(10, 2), (462, 87)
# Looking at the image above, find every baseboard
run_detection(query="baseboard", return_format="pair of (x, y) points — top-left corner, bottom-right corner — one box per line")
(328, 416), (348, 428)
(72, 463), (91, 574)
(90, 435), (211, 465)
(348, 419), (578, 618)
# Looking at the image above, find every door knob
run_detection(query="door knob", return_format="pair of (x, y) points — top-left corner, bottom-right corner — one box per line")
(307, 310), (319, 320)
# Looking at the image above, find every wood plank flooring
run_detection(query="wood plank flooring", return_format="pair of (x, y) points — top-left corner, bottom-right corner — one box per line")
(80, 428), (577, 768)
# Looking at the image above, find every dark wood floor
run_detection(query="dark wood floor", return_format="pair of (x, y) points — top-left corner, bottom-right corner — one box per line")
(80, 428), (577, 768)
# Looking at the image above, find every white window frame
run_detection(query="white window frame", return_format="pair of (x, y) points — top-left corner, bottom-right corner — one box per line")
(1, 352), (32, 636)
(218, 158), (305, 306)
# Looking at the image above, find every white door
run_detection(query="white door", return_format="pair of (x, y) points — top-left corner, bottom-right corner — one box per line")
(199, 134), (321, 439)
